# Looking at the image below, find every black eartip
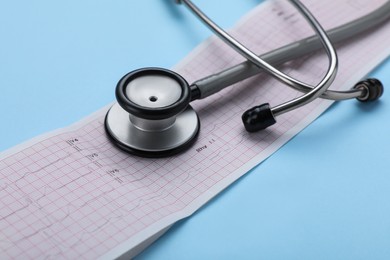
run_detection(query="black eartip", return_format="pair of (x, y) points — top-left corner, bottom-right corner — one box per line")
(242, 103), (276, 132)
(353, 78), (384, 102)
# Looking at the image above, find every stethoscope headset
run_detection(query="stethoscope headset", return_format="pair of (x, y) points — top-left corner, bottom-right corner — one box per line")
(105, 0), (387, 157)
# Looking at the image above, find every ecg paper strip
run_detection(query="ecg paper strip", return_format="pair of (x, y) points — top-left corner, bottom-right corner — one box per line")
(1, 0), (389, 259)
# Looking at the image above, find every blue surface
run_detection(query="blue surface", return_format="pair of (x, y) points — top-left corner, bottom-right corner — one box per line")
(1, 1), (389, 259)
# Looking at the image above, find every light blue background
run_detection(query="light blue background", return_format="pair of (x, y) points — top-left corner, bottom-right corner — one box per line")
(1, 1), (389, 259)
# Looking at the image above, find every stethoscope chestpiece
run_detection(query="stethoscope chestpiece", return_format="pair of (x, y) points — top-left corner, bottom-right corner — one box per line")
(116, 68), (191, 121)
(105, 67), (200, 157)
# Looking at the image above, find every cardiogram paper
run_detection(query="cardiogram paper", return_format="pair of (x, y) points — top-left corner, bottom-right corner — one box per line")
(1, 0), (389, 259)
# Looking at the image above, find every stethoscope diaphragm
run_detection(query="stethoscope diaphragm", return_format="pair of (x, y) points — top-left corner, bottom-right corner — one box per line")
(105, 68), (200, 157)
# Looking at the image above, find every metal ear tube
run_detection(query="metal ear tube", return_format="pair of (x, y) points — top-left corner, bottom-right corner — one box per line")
(104, 1), (389, 157)
(240, 78), (384, 133)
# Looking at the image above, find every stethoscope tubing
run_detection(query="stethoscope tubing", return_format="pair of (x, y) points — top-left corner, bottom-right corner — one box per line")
(179, 0), (339, 117)
(105, 0), (388, 156)
(183, 0), (390, 102)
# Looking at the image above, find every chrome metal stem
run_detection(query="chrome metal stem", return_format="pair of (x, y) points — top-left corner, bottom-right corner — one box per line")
(178, 0), (338, 117)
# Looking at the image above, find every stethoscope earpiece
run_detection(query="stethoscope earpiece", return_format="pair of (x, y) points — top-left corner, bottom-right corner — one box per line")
(241, 103), (276, 132)
(241, 78), (384, 133)
(353, 78), (384, 102)
(104, 0), (388, 157)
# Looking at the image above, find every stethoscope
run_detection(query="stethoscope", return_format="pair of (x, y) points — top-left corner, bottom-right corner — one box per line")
(105, 0), (389, 157)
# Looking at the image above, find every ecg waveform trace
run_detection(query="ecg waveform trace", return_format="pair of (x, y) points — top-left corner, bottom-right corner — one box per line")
(1, 0), (389, 259)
